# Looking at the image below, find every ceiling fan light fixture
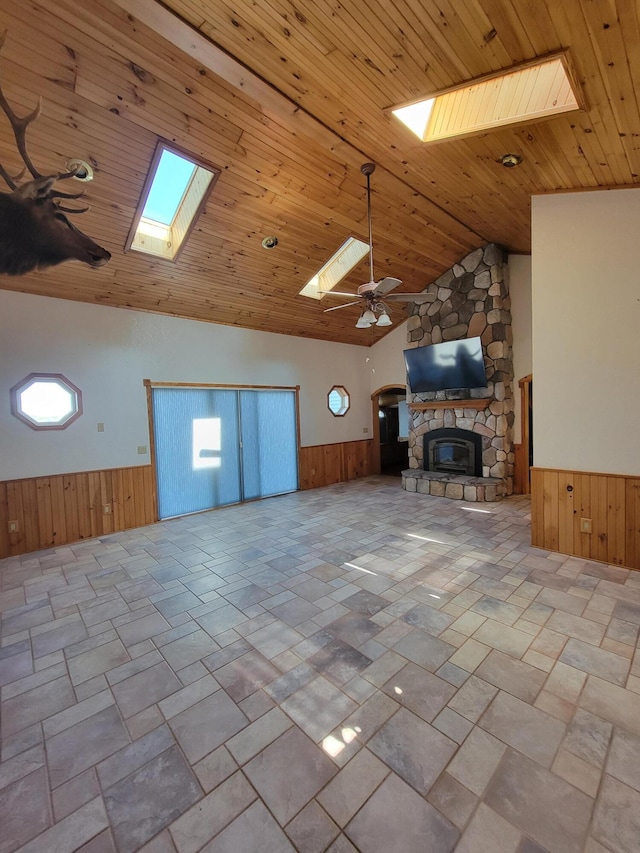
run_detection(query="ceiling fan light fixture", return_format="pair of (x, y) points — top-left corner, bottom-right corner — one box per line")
(376, 311), (392, 326)
(362, 308), (377, 324)
(355, 314), (372, 329)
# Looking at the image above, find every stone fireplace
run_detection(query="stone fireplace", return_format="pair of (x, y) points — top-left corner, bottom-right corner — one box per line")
(402, 244), (514, 502)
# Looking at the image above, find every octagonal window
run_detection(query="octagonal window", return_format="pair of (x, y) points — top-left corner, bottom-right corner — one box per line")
(10, 373), (83, 430)
(328, 385), (350, 417)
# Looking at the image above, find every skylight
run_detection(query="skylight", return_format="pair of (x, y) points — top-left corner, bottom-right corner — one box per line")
(126, 143), (220, 261)
(390, 52), (583, 144)
(299, 237), (369, 300)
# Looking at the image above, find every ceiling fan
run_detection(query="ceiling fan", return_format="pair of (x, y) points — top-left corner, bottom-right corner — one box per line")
(321, 162), (431, 328)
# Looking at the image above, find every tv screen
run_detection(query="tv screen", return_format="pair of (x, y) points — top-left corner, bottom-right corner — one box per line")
(403, 337), (487, 393)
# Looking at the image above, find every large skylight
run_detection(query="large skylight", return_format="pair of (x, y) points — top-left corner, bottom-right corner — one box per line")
(126, 143), (220, 261)
(299, 237), (370, 299)
(391, 52), (583, 144)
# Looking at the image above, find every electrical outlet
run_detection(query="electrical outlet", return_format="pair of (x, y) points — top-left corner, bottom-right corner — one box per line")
(103, 504), (111, 515)
(137, 445), (147, 455)
(8, 520), (18, 533)
(97, 422), (105, 432)
(580, 517), (592, 534)
(363, 427), (369, 434)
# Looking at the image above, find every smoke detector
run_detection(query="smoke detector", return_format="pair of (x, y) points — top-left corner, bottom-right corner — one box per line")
(261, 235), (278, 249)
(66, 159), (94, 181)
(500, 153), (522, 168)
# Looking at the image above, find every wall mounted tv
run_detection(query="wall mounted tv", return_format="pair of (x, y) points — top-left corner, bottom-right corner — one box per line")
(403, 336), (487, 393)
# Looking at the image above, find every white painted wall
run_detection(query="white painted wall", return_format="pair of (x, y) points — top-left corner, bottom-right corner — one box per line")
(369, 320), (408, 393)
(509, 254), (532, 440)
(532, 188), (640, 475)
(0, 291), (373, 480)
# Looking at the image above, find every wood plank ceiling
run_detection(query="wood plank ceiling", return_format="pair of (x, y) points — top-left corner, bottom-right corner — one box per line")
(0, 0), (638, 345)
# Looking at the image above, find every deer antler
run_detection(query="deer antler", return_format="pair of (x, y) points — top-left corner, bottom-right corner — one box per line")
(0, 31), (44, 181)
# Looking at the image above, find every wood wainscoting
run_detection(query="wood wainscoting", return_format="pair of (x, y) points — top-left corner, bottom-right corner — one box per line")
(299, 440), (374, 490)
(531, 467), (640, 570)
(0, 466), (156, 559)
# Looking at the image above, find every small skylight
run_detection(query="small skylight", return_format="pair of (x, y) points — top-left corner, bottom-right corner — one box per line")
(299, 237), (369, 300)
(390, 52), (583, 144)
(126, 143), (220, 261)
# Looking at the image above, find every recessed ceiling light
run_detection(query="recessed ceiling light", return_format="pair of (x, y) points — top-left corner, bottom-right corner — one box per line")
(262, 236), (278, 249)
(500, 154), (522, 168)
(66, 159), (94, 182)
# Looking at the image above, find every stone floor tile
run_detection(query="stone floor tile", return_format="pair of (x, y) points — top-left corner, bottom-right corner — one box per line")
(455, 803), (522, 853)
(562, 708), (612, 768)
(32, 619), (89, 659)
(559, 637), (630, 686)
(169, 690), (249, 764)
(281, 677), (357, 742)
(446, 725), (506, 797)
(317, 748), (389, 827)
(426, 771), (478, 830)
(545, 611), (605, 646)
(447, 638), (491, 672)
(480, 690), (565, 767)
(52, 767), (100, 821)
(368, 708), (456, 795)
(381, 661), (455, 722)
(16, 797), (108, 853)
(244, 727), (337, 825)
(244, 621), (304, 659)
(340, 589), (388, 616)
(448, 610), (486, 637)
(76, 829), (117, 853)
(536, 588), (587, 616)
(47, 705), (130, 788)
(309, 639), (373, 687)
(475, 649), (547, 703)
(470, 595), (524, 626)
(533, 689), (575, 723)
(1, 674), (76, 737)
(285, 801), (340, 853)
(401, 603), (455, 636)
(447, 674), (498, 722)
(104, 746), (201, 853)
(169, 771), (256, 853)
(432, 707), (473, 744)
(345, 772), (459, 853)
(472, 618), (533, 658)
(361, 649), (407, 687)
(0, 766), (51, 851)
(579, 675), (640, 736)
(436, 661), (471, 687)
(67, 639), (130, 685)
(325, 835), (358, 853)
(592, 774), (640, 853)
(96, 724), (174, 789)
(158, 675), (220, 720)
(225, 707), (293, 765)
(530, 627), (568, 659)
(112, 662), (182, 718)
(485, 748), (593, 853)
(392, 628), (455, 672)
(159, 630), (219, 671)
(200, 801), (296, 853)
(213, 650), (280, 702)
(552, 748), (602, 797)
(192, 745), (237, 794)
(195, 603), (249, 638)
(606, 727), (640, 792)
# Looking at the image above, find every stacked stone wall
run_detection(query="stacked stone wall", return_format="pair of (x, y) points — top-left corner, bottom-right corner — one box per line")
(406, 244), (514, 495)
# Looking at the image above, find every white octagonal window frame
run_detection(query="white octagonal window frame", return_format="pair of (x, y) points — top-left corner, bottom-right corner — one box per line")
(328, 385), (350, 417)
(10, 373), (83, 430)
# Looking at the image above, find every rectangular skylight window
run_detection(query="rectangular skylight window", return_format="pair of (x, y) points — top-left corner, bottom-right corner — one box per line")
(126, 142), (220, 261)
(299, 237), (370, 299)
(390, 52), (584, 144)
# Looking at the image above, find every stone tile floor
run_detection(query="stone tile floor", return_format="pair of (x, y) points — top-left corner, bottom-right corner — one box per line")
(1, 475), (640, 853)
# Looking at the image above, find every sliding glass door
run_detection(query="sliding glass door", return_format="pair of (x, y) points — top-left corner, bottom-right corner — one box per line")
(152, 386), (298, 519)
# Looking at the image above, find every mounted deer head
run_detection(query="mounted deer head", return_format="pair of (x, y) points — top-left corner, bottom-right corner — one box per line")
(0, 33), (110, 275)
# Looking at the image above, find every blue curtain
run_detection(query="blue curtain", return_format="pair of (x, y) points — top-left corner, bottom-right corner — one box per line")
(240, 390), (298, 500)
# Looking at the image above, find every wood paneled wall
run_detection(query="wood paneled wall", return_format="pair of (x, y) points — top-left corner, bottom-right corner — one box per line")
(531, 467), (640, 570)
(0, 466), (156, 559)
(299, 440), (374, 491)
(0, 443), (375, 558)
(513, 443), (528, 495)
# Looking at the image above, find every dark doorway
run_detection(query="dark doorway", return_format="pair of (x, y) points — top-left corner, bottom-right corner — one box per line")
(373, 386), (408, 476)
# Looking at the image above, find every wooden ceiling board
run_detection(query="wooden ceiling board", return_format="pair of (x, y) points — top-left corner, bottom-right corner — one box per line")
(0, 0), (639, 345)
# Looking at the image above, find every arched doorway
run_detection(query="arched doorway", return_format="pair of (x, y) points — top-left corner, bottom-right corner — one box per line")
(371, 385), (408, 476)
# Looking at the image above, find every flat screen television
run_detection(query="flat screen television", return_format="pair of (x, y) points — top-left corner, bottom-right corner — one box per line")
(403, 336), (487, 393)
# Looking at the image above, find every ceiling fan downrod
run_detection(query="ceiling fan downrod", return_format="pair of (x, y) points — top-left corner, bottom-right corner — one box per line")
(361, 162), (376, 285)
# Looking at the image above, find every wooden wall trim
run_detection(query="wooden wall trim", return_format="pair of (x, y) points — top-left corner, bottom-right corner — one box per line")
(531, 466), (640, 571)
(299, 439), (374, 490)
(0, 465), (157, 559)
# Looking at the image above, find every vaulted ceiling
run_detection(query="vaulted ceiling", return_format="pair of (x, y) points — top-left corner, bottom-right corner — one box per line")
(0, 0), (638, 345)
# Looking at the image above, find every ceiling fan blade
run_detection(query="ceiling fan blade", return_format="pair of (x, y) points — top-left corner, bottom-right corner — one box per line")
(385, 292), (432, 303)
(318, 290), (360, 298)
(323, 300), (361, 312)
(373, 276), (402, 295)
